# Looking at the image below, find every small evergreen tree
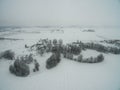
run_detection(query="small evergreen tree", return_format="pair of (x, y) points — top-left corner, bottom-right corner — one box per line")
(33, 60), (40, 72)
(97, 54), (104, 62)
(77, 54), (83, 62)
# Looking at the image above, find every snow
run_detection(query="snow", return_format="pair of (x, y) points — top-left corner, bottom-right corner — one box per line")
(0, 27), (120, 90)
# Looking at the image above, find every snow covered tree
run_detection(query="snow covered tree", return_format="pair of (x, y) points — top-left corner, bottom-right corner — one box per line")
(0, 50), (15, 60)
(88, 56), (94, 63)
(33, 60), (40, 72)
(37, 47), (44, 56)
(77, 54), (83, 62)
(97, 54), (104, 62)
(9, 60), (30, 77)
(46, 52), (61, 69)
(58, 39), (63, 46)
(53, 39), (57, 45)
(28, 54), (34, 63)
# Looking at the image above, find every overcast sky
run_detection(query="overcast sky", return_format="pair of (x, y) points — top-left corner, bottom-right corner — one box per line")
(0, 0), (120, 26)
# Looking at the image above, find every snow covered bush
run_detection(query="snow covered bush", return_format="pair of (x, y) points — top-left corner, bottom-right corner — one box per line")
(64, 44), (81, 55)
(77, 54), (83, 62)
(9, 60), (30, 77)
(64, 53), (73, 60)
(80, 54), (104, 63)
(33, 60), (40, 72)
(79, 41), (120, 54)
(9, 54), (34, 77)
(52, 45), (60, 53)
(53, 39), (57, 45)
(46, 43), (52, 52)
(96, 54), (104, 62)
(17, 54), (33, 64)
(36, 46), (45, 56)
(63, 51), (67, 58)
(58, 39), (63, 46)
(9, 65), (15, 73)
(0, 50), (15, 60)
(23, 54), (34, 64)
(46, 52), (61, 69)
(88, 56), (94, 63)
(71, 45), (81, 55)
(69, 53), (104, 63)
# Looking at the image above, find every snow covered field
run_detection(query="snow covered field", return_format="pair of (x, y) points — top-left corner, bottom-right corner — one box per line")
(0, 27), (120, 90)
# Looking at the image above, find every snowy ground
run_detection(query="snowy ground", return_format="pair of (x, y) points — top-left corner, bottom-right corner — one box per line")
(0, 27), (120, 90)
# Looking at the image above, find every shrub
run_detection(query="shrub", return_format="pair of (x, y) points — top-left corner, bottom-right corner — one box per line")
(1, 50), (15, 60)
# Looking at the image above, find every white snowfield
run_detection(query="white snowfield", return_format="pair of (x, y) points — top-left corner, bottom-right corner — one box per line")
(0, 27), (120, 90)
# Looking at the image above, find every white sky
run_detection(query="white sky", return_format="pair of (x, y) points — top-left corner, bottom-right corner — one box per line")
(0, 0), (120, 26)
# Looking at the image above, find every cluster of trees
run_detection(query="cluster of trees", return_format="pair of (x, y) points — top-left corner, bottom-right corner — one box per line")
(9, 59), (30, 77)
(9, 54), (40, 76)
(45, 39), (63, 69)
(108, 47), (120, 54)
(29, 39), (63, 55)
(62, 44), (81, 55)
(73, 41), (120, 54)
(45, 39), (63, 53)
(65, 54), (104, 63)
(7, 39), (108, 77)
(100, 40), (120, 48)
(27, 39), (120, 56)
(17, 54), (34, 64)
(79, 54), (104, 63)
(46, 52), (61, 69)
(82, 29), (95, 32)
(101, 40), (120, 44)
(0, 50), (15, 60)
(37, 46), (45, 56)
(85, 43), (120, 54)
(63, 52), (73, 60)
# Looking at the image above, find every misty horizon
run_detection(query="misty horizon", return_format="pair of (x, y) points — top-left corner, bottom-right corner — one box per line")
(0, 0), (120, 26)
